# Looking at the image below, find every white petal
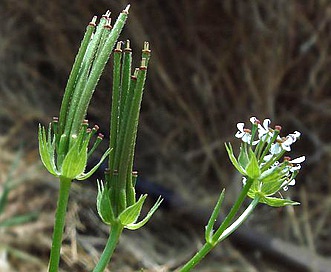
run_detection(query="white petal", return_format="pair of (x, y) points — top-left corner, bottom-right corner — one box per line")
(250, 116), (258, 124)
(242, 133), (251, 143)
(288, 179), (296, 186)
(290, 156), (305, 164)
(283, 137), (294, 146)
(290, 164), (301, 172)
(236, 123), (245, 132)
(282, 143), (291, 151)
(263, 119), (271, 130)
(270, 143), (282, 154)
(235, 131), (245, 138)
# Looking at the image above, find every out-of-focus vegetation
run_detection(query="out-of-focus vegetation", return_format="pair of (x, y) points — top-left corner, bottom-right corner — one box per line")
(0, 0), (330, 271)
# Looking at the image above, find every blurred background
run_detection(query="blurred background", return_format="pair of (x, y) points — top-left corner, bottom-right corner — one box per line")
(0, 0), (331, 271)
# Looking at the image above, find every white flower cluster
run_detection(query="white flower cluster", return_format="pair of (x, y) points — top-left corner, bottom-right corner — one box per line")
(235, 116), (305, 191)
(236, 117), (301, 153)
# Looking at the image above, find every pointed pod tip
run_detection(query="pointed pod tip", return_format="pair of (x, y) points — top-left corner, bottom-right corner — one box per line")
(124, 4), (130, 14)
(142, 41), (151, 53)
(89, 16), (97, 26)
(103, 10), (111, 18)
(115, 41), (123, 52)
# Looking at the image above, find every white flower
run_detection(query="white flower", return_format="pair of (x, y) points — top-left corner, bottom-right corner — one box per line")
(288, 156), (305, 172)
(270, 136), (294, 154)
(235, 123), (251, 143)
(249, 116), (259, 124)
(258, 118), (271, 140)
(288, 131), (301, 143)
(282, 179), (296, 191)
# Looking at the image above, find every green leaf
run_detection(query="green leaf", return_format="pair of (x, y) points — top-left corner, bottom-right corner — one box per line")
(224, 143), (246, 176)
(119, 194), (147, 226)
(245, 149), (260, 179)
(205, 189), (225, 244)
(259, 196), (300, 207)
(125, 196), (163, 230)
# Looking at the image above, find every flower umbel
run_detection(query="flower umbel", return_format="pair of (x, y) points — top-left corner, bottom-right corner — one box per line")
(226, 117), (304, 207)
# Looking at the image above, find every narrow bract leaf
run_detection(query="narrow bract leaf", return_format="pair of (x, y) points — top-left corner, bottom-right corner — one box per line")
(225, 143), (246, 176)
(77, 148), (111, 180)
(245, 149), (260, 179)
(260, 196), (300, 207)
(119, 194), (147, 225)
(125, 196), (163, 230)
(97, 180), (115, 224)
(61, 138), (87, 179)
(238, 144), (249, 169)
(38, 125), (58, 176)
(205, 189), (225, 243)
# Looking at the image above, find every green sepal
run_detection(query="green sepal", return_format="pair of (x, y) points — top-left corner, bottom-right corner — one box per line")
(61, 135), (88, 179)
(96, 180), (115, 225)
(119, 194), (147, 226)
(245, 149), (260, 179)
(205, 189), (225, 244)
(38, 124), (58, 176)
(225, 143), (246, 176)
(259, 195), (300, 207)
(125, 196), (163, 230)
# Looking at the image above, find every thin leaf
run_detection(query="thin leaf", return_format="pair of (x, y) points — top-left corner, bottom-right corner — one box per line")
(119, 194), (147, 225)
(205, 189), (225, 243)
(260, 196), (300, 207)
(125, 196), (163, 230)
(77, 148), (111, 180)
(224, 143), (246, 175)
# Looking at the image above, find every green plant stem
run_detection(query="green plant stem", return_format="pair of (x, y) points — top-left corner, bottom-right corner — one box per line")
(179, 178), (255, 272)
(218, 196), (260, 242)
(93, 222), (124, 272)
(48, 177), (72, 272)
(212, 177), (254, 239)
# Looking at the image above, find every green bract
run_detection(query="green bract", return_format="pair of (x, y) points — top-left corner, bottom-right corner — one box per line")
(38, 123), (111, 180)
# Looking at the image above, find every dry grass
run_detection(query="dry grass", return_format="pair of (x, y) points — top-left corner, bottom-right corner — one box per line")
(0, 0), (331, 271)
